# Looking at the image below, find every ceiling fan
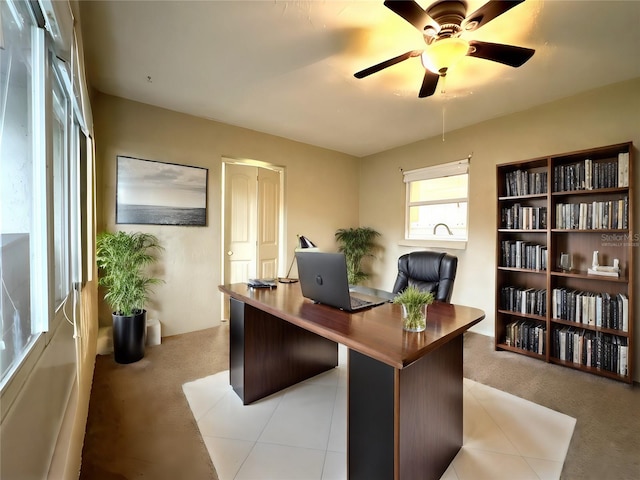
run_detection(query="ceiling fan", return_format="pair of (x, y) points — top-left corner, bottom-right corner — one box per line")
(354, 0), (535, 98)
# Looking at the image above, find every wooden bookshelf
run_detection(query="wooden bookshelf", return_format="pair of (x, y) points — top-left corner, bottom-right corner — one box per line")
(495, 142), (634, 383)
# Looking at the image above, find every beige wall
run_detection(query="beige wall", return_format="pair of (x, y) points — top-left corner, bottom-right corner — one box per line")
(94, 78), (639, 379)
(359, 77), (640, 381)
(93, 93), (360, 336)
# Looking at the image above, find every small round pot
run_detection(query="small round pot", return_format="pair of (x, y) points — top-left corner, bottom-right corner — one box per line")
(112, 310), (146, 364)
(401, 304), (427, 332)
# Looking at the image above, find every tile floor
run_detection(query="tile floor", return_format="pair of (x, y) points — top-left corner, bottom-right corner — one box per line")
(183, 346), (576, 480)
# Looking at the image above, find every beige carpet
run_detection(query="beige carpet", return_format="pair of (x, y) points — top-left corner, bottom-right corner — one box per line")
(463, 331), (640, 479)
(81, 325), (639, 480)
(80, 326), (228, 479)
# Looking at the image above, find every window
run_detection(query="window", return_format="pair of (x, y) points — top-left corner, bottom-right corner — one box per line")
(0, 0), (47, 386)
(403, 159), (469, 242)
(52, 58), (72, 307)
(1, 0), (83, 391)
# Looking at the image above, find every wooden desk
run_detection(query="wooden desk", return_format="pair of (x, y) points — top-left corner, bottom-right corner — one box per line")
(219, 283), (485, 480)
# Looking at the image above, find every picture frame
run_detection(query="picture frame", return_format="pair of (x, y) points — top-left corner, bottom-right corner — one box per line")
(116, 156), (208, 226)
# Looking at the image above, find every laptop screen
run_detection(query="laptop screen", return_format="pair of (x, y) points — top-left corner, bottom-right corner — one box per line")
(296, 251), (354, 310)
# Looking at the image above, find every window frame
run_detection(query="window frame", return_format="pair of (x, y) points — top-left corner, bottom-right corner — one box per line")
(0, 0), (48, 407)
(1, 0), (84, 410)
(51, 54), (73, 311)
(400, 158), (470, 250)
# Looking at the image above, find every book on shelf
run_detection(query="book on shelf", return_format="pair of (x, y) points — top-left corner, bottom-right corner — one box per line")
(501, 286), (546, 316)
(554, 155), (629, 192)
(501, 204), (547, 229)
(500, 240), (547, 270)
(618, 152), (629, 187)
(551, 289), (628, 332)
(553, 328), (628, 375)
(505, 169), (548, 196)
(505, 320), (545, 354)
(555, 196), (628, 229)
(619, 293), (629, 332)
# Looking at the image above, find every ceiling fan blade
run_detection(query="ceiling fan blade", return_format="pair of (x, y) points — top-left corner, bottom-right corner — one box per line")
(461, 0), (525, 32)
(354, 50), (420, 79)
(467, 40), (534, 67)
(384, 0), (439, 33)
(418, 70), (440, 98)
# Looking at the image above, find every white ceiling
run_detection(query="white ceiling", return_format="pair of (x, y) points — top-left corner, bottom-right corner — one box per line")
(78, 0), (640, 157)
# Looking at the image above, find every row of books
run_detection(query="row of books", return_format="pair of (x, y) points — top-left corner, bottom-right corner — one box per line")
(504, 169), (548, 196)
(501, 204), (547, 230)
(500, 286), (547, 317)
(500, 240), (547, 270)
(552, 152), (630, 192)
(553, 328), (628, 376)
(554, 196), (628, 230)
(551, 289), (629, 332)
(504, 321), (546, 355)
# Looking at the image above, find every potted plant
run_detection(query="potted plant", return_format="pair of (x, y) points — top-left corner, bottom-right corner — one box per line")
(393, 286), (434, 332)
(96, 231), (163, 364)
(334, 227), (380, 285)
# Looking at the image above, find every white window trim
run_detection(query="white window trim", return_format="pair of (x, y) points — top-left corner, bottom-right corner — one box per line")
(402, 158), (469, 183)
(401, 158), (470, 250)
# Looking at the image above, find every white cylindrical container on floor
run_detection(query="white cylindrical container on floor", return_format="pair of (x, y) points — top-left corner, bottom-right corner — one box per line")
(146, 318), (161, 346)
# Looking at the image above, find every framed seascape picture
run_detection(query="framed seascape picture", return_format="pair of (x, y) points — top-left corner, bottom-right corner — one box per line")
(116, 156), (208, 226)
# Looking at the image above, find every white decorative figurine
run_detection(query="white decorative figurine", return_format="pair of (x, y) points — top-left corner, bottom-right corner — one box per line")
(588, 250), (620, 277)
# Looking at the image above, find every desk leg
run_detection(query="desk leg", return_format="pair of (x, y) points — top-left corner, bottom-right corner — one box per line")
(229, 298), (338, 405)
(349, 335), (463, 480)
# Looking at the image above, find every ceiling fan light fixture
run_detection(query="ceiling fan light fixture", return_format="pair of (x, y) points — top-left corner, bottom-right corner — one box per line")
(421, 37), (469, 75)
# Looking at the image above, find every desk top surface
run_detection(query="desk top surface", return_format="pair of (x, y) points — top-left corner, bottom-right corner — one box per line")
(219, 283), (485, 369)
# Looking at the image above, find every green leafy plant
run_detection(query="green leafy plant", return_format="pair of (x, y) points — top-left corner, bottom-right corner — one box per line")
(393, 286), (435, 331)
(334, 227), (380, 285)
(96, 231), (163, 316)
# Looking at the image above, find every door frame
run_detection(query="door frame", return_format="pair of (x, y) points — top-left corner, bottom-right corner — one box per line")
(221, 157), (286, 319)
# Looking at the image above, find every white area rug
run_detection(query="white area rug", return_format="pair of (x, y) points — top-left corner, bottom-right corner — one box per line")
(183, 346), (576, 480)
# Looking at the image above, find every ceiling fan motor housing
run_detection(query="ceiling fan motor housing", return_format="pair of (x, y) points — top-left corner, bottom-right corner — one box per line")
(423, 0), (467, 43)
(427, 1), (467, 28)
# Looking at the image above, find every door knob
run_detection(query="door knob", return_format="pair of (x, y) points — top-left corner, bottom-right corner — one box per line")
(227, 251), (233, 256)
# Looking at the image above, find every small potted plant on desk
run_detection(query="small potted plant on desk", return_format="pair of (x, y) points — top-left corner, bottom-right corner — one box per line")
(96, 231), (163, 364)
(393, 286), (434, 332)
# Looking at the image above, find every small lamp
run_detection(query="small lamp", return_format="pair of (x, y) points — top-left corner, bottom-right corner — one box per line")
(278, 235), (318, 283)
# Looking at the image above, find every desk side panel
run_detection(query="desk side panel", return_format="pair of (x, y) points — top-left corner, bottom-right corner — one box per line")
(229, 297), (246, 401)
(230, 299), (338, 404)
(348, 349), (395, 480)
(398, 335), (463, 480)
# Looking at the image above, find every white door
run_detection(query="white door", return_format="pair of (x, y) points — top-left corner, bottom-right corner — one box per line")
(223, 162), (281, 318)
(257, 167), (280, 278)
(224, 164), (258, 285)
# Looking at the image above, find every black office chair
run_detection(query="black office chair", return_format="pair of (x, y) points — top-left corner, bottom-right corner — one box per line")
(391, 251), (458, 303)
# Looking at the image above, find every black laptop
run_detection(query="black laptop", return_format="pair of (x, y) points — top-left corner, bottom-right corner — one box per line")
(296, 251), (389, 312)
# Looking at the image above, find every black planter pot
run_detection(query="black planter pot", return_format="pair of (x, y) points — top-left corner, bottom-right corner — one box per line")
(112, 310), (146, 364)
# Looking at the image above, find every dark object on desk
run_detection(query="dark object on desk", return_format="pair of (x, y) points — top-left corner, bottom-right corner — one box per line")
(392, 251), (457, 303)
(247, 279), (277, 288)
(296, 251), (387, 311)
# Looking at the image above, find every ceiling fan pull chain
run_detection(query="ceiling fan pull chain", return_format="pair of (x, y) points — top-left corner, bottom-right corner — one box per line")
(442, 106), (446, 142)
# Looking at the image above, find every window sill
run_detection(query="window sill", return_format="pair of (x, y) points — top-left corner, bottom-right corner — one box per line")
(398, 239), (467, 250)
